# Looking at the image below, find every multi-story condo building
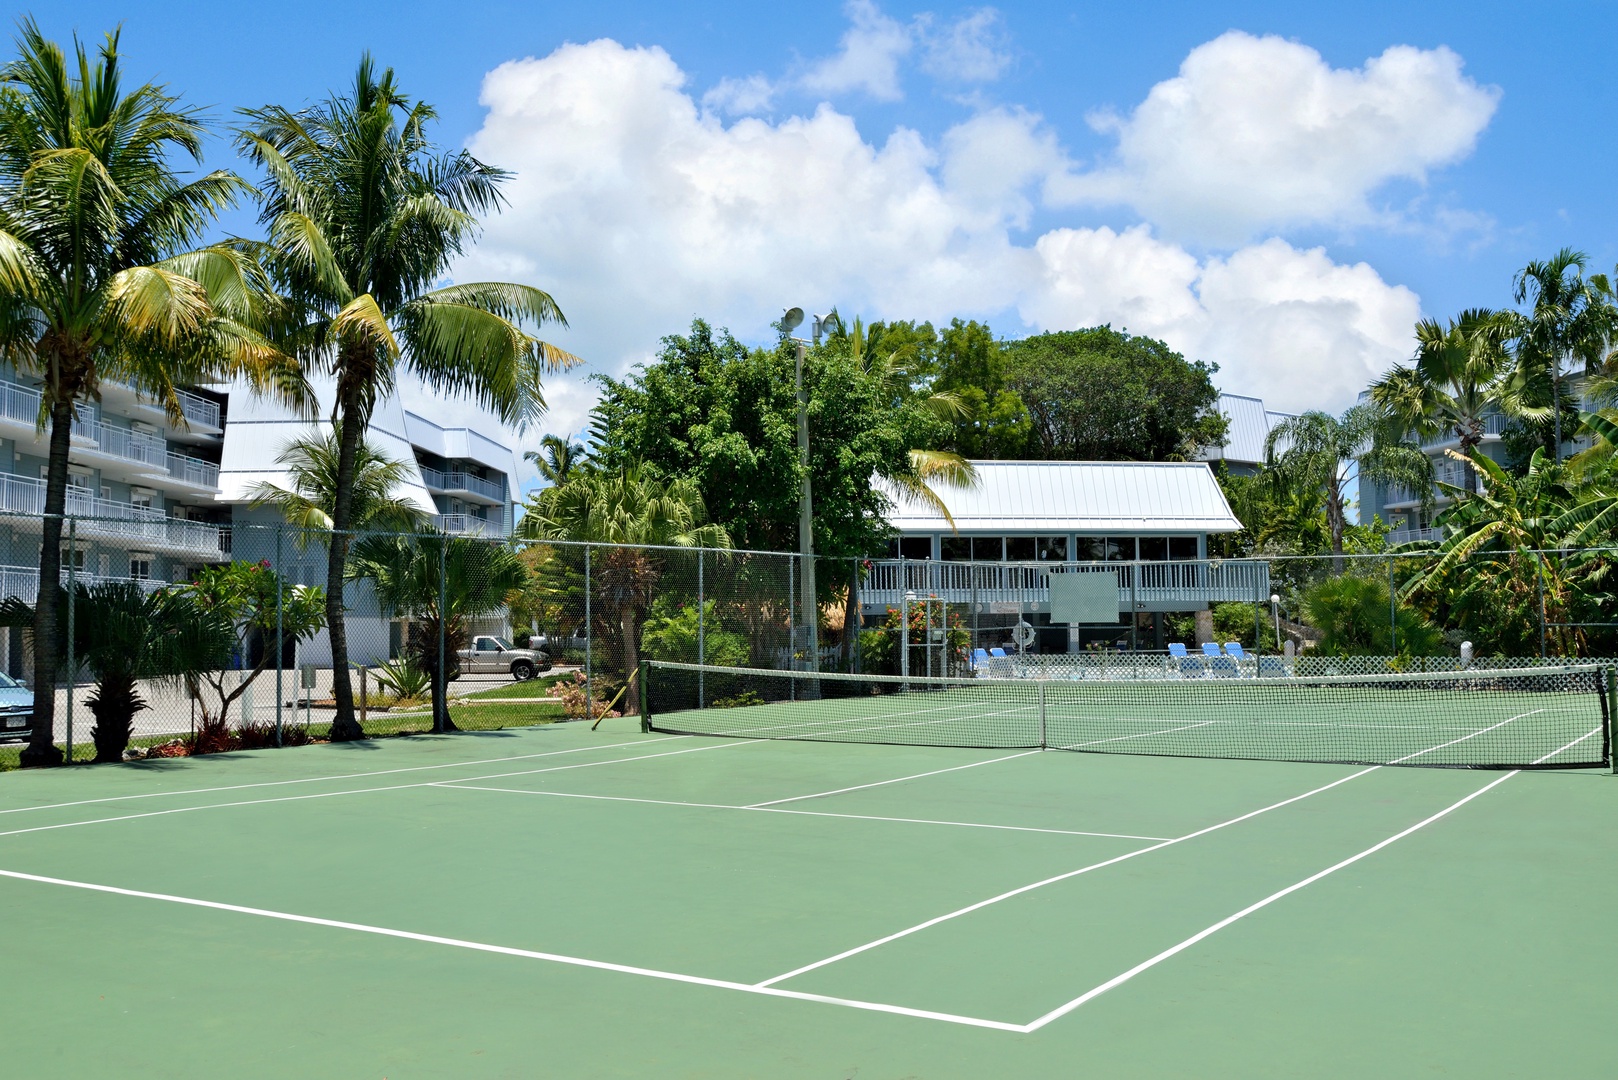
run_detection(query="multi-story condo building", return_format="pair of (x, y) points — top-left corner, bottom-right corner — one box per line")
(0, 370), (522, 676)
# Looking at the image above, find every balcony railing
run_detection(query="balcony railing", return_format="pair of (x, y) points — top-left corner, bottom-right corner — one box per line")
(0, 564), (169, 604)
(113, 380), (221, 429)
(1387, 526), (1445, 546)
(435, 513), (501, 536)
(419, 467), (504, 502)
(862, 558), (1271, 612)
(164, 452), (219, 488)
(1416, 413), (1511, 449)
(0, 472), (225, 558)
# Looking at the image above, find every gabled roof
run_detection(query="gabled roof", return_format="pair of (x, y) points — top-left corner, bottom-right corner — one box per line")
(879, 460), (1242, 533)
(1198, 393), (1294, 466)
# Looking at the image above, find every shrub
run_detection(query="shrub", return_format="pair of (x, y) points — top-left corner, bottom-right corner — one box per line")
(372, 658), (431, 703)
(1303, 574), (1446, 656)
(641, 598), (749, 667)
(557, 670), (616, 720)
(190, 715), (239, 755)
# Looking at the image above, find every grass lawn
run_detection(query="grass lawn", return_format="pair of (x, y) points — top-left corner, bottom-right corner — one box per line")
(459, 673), (571, 701)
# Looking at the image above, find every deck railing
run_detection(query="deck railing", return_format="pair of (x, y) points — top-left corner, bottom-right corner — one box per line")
(862, 557), (1271, 611)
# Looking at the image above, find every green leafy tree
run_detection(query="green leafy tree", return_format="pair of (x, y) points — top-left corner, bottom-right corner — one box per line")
(0, 583), (234, 762)
(1264, 405), (1431, 570)
(183, 561), (327, 729)
(237, 56), (575, 739)
(519, 467), (730, 700)
(1504, 249), (1616, 461)
(1000, 327), (1227, 461)
(348, 529), (529, 731)
(641, 597), (749, 667)
(1303, 575), (1445, 657)
(525, 434), (587, 486)
(0, 22), (296, 765)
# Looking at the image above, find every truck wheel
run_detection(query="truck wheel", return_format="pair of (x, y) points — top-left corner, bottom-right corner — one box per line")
(511, 659), (537, 681)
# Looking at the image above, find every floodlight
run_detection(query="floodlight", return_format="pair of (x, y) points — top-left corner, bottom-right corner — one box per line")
(781, 307), (804, 334)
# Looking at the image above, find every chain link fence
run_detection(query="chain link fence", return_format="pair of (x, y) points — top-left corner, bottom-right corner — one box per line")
(0, 510), (1613, 769)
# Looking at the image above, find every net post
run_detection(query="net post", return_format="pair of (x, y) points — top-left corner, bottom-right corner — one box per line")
(638, 660), (651, 732)
(275, 522), (284, 748)
(1037, 679), (1047, 749)
(697, 548), (705, 708)
(584, 544), (592, 722)
(1607, 666), (1616, 776)
(64, 517), (75, 764)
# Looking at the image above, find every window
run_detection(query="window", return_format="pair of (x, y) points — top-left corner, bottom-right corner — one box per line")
(1074, 536), (1107, 562)
(1170, 536), (1199, 560)
(476, 637), (500, 652)
(972, 537), (1003, 561)
(896, 536), (931, 560)
(128, 553), (153, 580)
(1139, 537), (1169, 561)
(99, 486), (110, 500)
(60, 546), (87, 572)
(1005, 537), (1036, 561)
(130, 489), (153, 510)
(940, 537), (972, 561)
(1106, 538), (1136, 562)
(1036, 536), (1068, 561)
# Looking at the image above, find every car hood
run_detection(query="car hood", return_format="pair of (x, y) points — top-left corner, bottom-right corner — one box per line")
(0, 686), (34, 709)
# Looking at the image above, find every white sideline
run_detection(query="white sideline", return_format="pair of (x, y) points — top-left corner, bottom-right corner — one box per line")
(1020, 723), (1604, 1030)
(434, 783), (1173, 842)
(0, 867), (1023, 1033)
(752, 764), (1381, 988)
(0, 734), (687, 816)
(745, 751), (1041, 807)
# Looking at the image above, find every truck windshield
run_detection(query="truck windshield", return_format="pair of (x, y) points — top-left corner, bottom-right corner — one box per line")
(490, 637), (514, 650)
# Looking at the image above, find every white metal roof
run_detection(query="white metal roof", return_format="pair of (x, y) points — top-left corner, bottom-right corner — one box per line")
(879, 460), (1243, 534)
(1197, 393), (1294, 466)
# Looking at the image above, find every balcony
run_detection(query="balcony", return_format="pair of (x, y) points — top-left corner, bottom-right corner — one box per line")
(861, 558), (1271, 614)
(1387, 526), (1445, 546)
(435, 513), (502, 537)
(0, 564), (169, 604)
(419, 466), (505, 504)
(1416, 413), (1510, 449)
(105, 379), (222, 432)
(0, 472), (227, 559)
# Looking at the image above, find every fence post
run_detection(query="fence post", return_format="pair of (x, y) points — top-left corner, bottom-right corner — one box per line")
(64, 517), (75, 763)
(787, 555), (796, 696)
(638, 659), (651, 733)
(436, 535), (448, 734)
(1037, 679), (1047, 750)
(1537, 567), (1547, 658)
(275, 523), (284, 748)
(697, 547), (705, 708)
(1607, 667), (1616, 775)
(592, 544), (598, 722)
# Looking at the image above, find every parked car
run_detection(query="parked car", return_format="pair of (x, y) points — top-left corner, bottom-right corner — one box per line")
(455, 635), (552, 681)
(530, 627), (588, 658)
(0, 671), (33, 743)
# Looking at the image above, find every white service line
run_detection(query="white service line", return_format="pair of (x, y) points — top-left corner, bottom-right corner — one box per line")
(752, 764), (1381, 989)
(0, 867), (1023, 1033)
(0, 740), (758, 840)
(1019, 723), (1603, 1032)
(1389, 709), (1544, 762)
(745, 751), (1041, 808)
(435, 783), (1172, 842)
(0, 734), (688, 816)
(1055, 720), (1222, 749)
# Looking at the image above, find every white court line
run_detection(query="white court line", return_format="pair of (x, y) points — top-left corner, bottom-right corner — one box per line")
(434, 783), (1173, 842)
(0, 734), (687, 816)
(1055, 721), (1221, 750)
(0, 867), (1022, 1033)
(752, 764), (1381, 989)
(1021, 723), (1603, 1031)
(745, 751), (1041, 808)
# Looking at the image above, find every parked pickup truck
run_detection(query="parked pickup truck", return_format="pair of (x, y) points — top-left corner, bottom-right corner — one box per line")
(456, 635), (552, 681)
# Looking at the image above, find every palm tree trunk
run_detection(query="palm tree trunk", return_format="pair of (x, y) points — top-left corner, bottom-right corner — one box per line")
(324, 396), (364, 741)
(620, 606), (639, 713)
(23, 397), (76, 767)
(1326, 475), (1346, 576)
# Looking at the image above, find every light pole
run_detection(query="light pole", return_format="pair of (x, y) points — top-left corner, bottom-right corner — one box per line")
(1270, 593), (1281, 653)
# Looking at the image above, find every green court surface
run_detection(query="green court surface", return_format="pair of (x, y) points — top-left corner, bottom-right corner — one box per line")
(2, 719), (1614, 1078)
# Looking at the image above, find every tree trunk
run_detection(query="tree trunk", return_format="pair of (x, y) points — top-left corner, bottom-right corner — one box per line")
(324, 398), (365, 741)
(88, 673), (145, 764)
(23, 397), (77, 767)
(620, 606), (639, 714)
(1326, 476), (1346, 576)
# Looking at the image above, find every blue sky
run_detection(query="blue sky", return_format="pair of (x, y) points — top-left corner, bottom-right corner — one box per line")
(31, 1), (1618, 470)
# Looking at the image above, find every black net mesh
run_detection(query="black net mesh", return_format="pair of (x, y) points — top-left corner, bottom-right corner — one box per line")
(644, 660), (1612, 769)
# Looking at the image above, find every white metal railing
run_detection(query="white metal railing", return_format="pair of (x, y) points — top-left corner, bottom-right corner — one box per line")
(0, 377), (219, 484)
(1417, 413), (1511, 449)
(114, 380), (221, 429)
(0, 563), (169, 604)
(1387, 526), (1445, 545)
(165, 451), (219, 488)
(862, 558), (1271, 610)
(0, 472), (225, 557)
(435, 513), (500, 536)
(419, 467), (504, 502)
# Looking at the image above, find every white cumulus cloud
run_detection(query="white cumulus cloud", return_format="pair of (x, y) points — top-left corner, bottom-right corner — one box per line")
(801, 0), (915, 102)
(921, 8), (1012, 83)
(456, 36), (1448, 454)
(1056, 30), (1500, 244)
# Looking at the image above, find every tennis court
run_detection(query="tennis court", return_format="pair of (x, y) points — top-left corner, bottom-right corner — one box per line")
(2, 666), (1615, 1078)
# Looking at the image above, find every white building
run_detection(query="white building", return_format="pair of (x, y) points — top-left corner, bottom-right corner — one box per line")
(870, 460), (1260, 652)
(1196, 392), (1295, 477)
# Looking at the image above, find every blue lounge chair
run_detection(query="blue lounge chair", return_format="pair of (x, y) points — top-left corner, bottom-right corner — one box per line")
(989, 647), (1008, 658)
(972, 648), (990, 670)
(1209, 655), (1241, 677)
(1224, 642), (1247, 660)
(1167, 643), (1188, 658)
(1167, 642), (1203, 677)
(1201, 642), (1223, 658)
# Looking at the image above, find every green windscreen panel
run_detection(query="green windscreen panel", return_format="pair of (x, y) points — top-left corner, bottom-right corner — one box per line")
(1049, 571), (1119, 623)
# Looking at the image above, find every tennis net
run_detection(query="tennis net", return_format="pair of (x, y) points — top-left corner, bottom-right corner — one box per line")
(641, 660), (1614, 769)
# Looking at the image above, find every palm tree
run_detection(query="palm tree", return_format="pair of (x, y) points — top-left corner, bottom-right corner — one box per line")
(349, 529), (527, 732)
(1264, 404), (1433, 571)
(525, 434), (586, 486)
(0, 582), (233, 762)
(237, 57), (577, 739)
(247, 425), (427, 536)
(0, 21), (296, 765)
(1506, 249), (1617, 461)
(1369, 309), (1517, 495)
(518, 467), (730, 702)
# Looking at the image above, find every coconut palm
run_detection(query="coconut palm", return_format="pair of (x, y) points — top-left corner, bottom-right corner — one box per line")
(236, 57), (577, 739)
(0, 21), (298, 765)
(349, 529), (527, 732)
(246, 425), (427, 537)
(1264, 404), (1433, 572)
(1369, 309), (1518, 494)
(1505, 249), (1617, 461)
(525, 434), (586, 486)
(518, 467), (730, 702)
